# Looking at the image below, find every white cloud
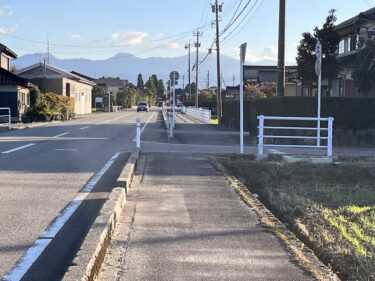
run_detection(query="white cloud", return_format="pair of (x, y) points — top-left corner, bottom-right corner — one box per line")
(165, 42), (180, 49)
(0, 6), (12, 17)
(0, 25), (16, 34)
(109, 31), (149, 46)
(69, 33), (81, 40)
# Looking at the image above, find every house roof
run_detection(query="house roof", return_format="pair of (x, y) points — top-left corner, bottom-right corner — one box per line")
(0, 43), (17, 59)
(71, 71), (95, 82)
(0, 67), (29, 87)
(16, 63), (96, 86)
(335, 7), (375, 31)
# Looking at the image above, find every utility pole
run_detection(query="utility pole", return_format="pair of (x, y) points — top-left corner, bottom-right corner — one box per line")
(193, 31), (202, 108)
(277, 0), (286, 96)
(184, 43), (192, 98)
(212, 0), (223, 120)
(232, 75), (235, 86)
(207, 70), (210, 91)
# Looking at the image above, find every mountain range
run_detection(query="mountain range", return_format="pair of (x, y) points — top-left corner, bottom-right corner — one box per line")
(11, 52), (277, 87)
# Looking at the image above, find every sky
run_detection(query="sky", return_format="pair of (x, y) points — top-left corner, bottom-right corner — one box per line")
(0, 0), (374, 65)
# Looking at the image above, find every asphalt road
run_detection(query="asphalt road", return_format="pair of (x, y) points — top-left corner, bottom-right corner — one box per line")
(0, 109), (159, 280)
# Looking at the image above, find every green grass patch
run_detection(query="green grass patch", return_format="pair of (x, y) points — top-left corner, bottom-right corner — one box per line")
(219, 155), (375, 281)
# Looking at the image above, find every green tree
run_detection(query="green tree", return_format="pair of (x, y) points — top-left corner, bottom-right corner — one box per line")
(157, 79), (165, 98)
(137, 73), (144, 90)
(116, 87), (138, 108)
(296, 9), (340, 95)
(352, 39), (375, 95)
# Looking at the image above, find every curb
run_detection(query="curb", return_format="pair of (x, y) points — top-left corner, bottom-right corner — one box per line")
(116, 148), (140, 193)
(62, 149), (141, 281)
(209, 157), (340, 281)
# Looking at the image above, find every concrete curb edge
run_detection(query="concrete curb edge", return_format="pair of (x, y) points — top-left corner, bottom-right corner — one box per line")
(62, 149), (141, 281)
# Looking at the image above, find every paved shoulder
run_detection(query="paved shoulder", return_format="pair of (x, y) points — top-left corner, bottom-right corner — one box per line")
(99, 152), (313, 281)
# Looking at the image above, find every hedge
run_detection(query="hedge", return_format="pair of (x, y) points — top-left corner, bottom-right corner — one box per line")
(222, 97), (375, 133)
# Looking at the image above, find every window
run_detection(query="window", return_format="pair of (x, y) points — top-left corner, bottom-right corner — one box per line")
(350, 35), (359, 52)
(66, 83), (71, 97)
(339, 39), (345, 54)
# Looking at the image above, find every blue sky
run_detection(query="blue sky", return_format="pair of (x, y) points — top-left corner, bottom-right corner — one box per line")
(0, 0), (373, 64)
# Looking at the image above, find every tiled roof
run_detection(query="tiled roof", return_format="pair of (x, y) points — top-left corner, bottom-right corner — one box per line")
(335, 7), (375, 31)
(0, 43), (17, 59)
(0, 67), (28, 86)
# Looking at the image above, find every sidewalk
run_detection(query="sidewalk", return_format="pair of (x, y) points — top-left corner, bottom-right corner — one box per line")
(98, 152), (314, 281)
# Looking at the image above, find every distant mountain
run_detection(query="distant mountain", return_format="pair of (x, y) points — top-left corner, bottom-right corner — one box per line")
(11, 52), (277, 87)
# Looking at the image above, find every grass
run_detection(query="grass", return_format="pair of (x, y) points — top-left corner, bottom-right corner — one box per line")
(218, 155), (375, 281)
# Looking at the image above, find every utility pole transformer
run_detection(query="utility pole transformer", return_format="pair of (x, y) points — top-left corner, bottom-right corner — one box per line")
(212, 0), (223, 120)
(277, 0), (286, 96)
(193, 31), (202, 108)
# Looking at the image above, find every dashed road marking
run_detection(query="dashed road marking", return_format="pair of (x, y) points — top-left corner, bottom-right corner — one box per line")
(53, 132), (70, 138)
(1, 143), (35, 154)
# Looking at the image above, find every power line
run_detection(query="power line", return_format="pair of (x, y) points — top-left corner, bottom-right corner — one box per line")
(220, 0), (253, 36)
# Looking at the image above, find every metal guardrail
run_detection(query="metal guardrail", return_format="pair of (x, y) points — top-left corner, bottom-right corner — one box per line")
(0, 107), (11, 130)
(185, 107), (211, 123)
(257, 115), (334, 157)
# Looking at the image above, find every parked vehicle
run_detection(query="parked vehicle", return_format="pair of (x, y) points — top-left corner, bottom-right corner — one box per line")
(137, 101), (148, 112)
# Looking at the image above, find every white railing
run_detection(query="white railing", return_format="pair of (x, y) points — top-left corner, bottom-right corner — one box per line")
(257, 115), (334, 157)
(0, 107), (11, 130)
(185, 107), (211, 123)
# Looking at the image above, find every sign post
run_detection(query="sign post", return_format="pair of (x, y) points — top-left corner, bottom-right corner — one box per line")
(169, 71), (179, 130)
(239, 43), (247, 154)
(315, 40), (322, 146)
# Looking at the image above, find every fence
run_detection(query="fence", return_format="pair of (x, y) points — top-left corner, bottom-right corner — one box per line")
(0, 107), (11, 130)
(184, 107), (211, 123)
(257, 115), (334, 157)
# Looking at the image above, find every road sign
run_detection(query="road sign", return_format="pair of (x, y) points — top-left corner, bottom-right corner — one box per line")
(315, 40), (322, 76)
(240, 43), (247, 64)
(95, 97), (103, 103)
(169, 71), (180, 81)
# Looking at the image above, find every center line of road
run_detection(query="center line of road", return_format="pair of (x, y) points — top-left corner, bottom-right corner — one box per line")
(53, 132), (70, 138)
(79, 126), (90, 130)
(132, 112), (155, 141)
(55, 149), (78, 151)
(3, 152), (121, 281)
(1, 143), (35, 154)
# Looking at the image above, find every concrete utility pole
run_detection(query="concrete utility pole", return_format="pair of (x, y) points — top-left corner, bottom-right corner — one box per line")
(277, 0), (286, 96)
(212, 0), (223, 120)
(193, 31), (202, 108)
(184, 43), (192, 98)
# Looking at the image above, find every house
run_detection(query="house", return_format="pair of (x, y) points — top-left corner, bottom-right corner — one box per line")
(0, 43), (32, 121)
(332, 7), (375, 96)
(243, 65), (301, 96)
(17, 63), (95, 114)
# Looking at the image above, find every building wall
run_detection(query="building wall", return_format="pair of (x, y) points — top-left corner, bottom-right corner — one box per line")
(0, 85), (30, 120)
(0, 54), (10, 70)
(63, 78), (92, 114)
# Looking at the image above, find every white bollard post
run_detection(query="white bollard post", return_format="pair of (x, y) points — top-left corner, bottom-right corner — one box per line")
(136, 116), (141, 148)
(8, 108), (11, 131)
(327, 117), (334, 157)
(257, 115), (264, 156)
(168, 112), (173, 138)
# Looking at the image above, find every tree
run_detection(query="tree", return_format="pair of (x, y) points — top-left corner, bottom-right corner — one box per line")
(352, 39), (375, 95)
(137, 73), (144, 90)
(116, 87), (138, 108)
(296, 9), (340, 95)
(157, 79), (165, 98)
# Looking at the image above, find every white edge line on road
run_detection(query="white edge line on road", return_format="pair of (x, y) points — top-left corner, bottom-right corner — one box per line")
(3, 152), (121, 280)
(132, 112), (155, 141)
(55, 149), (78, 151)
(79, 126), (90, 130)
(1, 143), (35, 154)
(53, 132), (70, 138)
(2, 239), (52, 281)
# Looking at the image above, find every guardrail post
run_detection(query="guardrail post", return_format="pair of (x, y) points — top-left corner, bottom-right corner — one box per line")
(168, 112), (173, 138)
(327, 117), (334, 157)
(257, 115), (264, 156)
(136, 117), (141, 148)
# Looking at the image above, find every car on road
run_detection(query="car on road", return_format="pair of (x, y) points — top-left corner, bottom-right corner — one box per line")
(137, 101), (149, 112)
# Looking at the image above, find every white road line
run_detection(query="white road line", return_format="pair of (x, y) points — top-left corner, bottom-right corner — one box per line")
(53, 132), (70, 138)
(79, 126), (90, 130)
(3, 152), (121, 280)
(268, 149), (286, 154)
(1, 143), (35, 154)
(54, 149), (78, 151)
(2, 239), (52, 281)
(132, 112), (155, 141)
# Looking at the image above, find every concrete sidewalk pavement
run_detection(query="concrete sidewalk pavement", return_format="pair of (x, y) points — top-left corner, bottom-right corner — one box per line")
(97, 152), (317, 281)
